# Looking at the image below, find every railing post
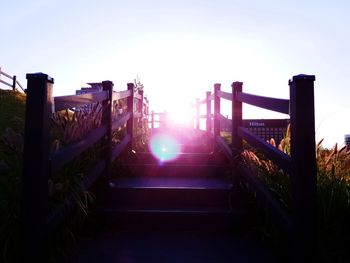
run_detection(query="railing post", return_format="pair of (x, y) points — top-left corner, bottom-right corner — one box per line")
(206, 91), (212, 136)
(289, 74), (317, 262)
(12, 75), (17, 91)
(127, 83), (134, 152)
(232, 82), (243, 157)
(102, 81), (113, 178)
(21, 73), (54, 262)
(151, 110), (154, 129)
(196, 98), (200, 130)
(214, 83), (221, 152)
(214, 83), (221, 139)
(138, 90), (144, 132)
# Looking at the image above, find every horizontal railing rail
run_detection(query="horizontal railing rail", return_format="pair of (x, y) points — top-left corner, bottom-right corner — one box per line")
(54, 91), (109, 111)
(237, 92), (290, 114)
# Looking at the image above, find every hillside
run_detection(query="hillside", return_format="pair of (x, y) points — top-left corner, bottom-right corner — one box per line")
(0, 89), (26, 134)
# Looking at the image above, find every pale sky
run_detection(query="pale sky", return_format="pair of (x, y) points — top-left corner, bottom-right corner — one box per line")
(1, 0), (350, 148)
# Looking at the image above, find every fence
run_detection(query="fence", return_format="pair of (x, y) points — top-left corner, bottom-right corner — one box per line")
(0, 67), (25, 92)
(148, 111), (169, 129)
(195, 75), (317, 261)
(20, 73), (148, 261)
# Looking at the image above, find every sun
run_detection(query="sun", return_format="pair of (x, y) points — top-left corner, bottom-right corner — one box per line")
(166, 104), (195, 128)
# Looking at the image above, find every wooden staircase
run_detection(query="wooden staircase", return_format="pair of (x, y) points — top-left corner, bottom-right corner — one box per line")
(95, 147), (251, 233)
(63, 130), (280, 263)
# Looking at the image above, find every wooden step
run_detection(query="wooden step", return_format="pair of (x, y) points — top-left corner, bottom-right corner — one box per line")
(132, 152), (229, 165)
(114, 163), (231, 177)
(94, 176), (252, 232)
(101, 177), (233, 209)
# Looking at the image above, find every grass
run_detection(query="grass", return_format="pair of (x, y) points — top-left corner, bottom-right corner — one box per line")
(235, 125), (350, 262)
(0, 88), (150, 262)
(0, 90), (25, 263)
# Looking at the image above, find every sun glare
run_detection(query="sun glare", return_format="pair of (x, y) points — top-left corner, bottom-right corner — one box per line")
(149, 133), (181, 163)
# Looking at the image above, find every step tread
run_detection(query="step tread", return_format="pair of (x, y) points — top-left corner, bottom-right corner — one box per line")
(108, 177), (234, 190)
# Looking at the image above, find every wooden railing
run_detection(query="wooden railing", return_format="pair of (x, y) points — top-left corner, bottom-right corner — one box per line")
(20, 73), (148, 261)
(196, 75), (317, 261)
(0, 67), (25, 92)
(148, 111), (168, 129)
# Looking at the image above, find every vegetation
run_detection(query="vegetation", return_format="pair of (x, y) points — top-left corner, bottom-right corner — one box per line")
(240, 125), (350, 262)
(0, 90), (25, 263)
(0, 87), (149, 262)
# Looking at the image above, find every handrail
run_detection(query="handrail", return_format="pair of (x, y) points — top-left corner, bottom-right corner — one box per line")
(54, 91), (109, 111)
(238, 127), (292, 174)
(237, 92), (290, 115)
(50, 125), (108, 175)
(217, 90), (232, 101)
(112, 89), (131, 100)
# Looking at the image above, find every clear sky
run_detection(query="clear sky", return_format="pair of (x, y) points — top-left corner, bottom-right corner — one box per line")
(1, 0), (349, 148)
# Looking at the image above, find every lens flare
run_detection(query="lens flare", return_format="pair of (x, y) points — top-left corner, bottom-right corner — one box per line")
(149, 133), (181, 163)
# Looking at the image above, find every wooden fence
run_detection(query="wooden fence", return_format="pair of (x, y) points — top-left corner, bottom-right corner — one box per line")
(148, 111), (169, 129)
(195, 75), (317, 261)
(0, 67), (25, 92)
(20, 73), (149, 261)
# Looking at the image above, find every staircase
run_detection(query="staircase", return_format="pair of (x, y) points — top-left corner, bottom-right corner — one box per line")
(96, 151), (250, 233)
(64, 129), (279, 262)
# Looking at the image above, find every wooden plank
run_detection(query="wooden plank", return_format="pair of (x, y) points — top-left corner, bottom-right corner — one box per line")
(47, 159), (106, 233)
(238, 127), (292, 174)
(238, 162), (292, 233)
(54, 91), (109, 111)
(112, 112), (131, 131)
(51, 125), (107, 175)
(217, 90), (233, 101)
(237, 92), (289, 115)
(111, 134), (131, 161)
(112, 90), (131, 101)
(216, 136), (232, 159)
(0, 79), (12, 87)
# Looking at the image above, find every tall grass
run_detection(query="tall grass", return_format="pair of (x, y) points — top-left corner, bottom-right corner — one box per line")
(240, 124), (350, 262)
(0, 89), (149, 262)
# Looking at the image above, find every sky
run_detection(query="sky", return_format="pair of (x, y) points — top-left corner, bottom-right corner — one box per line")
(1, 0), (349, 149)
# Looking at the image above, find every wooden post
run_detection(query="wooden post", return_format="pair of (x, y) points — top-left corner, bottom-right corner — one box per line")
(214, 83), (221, 139)
(138, 90), (144, 132)
(101, 81), (113, 178)
(232, 82), (243, 157)
(21, 73), (54, 262)
(151, 111), (154, 129)
(206, 91), (212, 136)
(127, 83), (134, 152)
(12, 75), (17, 91)
(289, 74), (317, 262)
(196, 98), (200, 130)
